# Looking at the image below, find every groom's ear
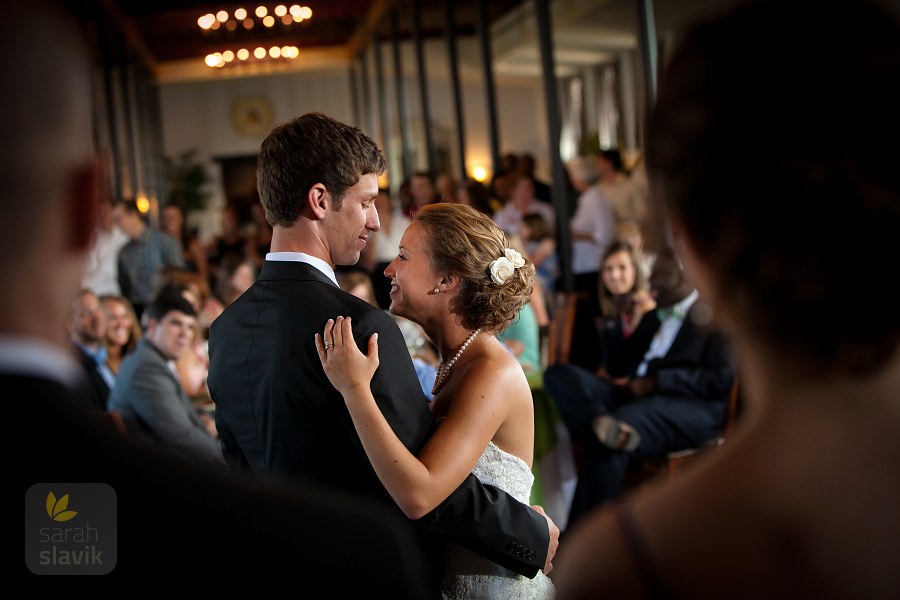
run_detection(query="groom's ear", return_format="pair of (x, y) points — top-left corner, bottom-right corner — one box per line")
(306, 183), (329, 219)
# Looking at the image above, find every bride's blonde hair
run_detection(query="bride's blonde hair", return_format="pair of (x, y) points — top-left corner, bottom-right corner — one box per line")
(415, 203), (534, 334)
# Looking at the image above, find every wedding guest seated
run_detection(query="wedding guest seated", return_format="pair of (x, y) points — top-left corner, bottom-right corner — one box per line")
(544, 249), (734, 530)
(151, 280), (213, 404)
(615, 219), (655, 284)
(66, 288), (113, 410)
(597, 240), (656, 351)
(108, 289), (225, 467)
(158, 268), (224, 337)
(99, 294), (142, 376)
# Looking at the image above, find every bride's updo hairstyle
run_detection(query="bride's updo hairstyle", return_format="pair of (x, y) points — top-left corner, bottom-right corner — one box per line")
(415, 203), (534, 334)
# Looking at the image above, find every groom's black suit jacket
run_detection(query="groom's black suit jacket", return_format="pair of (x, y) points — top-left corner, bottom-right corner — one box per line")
(208, 260), (549, 578)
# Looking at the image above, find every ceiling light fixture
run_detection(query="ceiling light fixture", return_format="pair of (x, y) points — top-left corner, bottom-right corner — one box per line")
(199, 5), (312, 69)
(205, 45), (299, 68)
(199, 5), (312, 30)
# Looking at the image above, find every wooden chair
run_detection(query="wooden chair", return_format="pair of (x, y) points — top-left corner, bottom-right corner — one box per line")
(625, 375), (742, 487)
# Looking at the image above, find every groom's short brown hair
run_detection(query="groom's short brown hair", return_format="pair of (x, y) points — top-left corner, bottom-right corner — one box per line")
(256, 112), (385, 227)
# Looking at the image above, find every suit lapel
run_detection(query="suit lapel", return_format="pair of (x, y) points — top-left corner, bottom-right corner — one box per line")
(665, 307), (703, 359)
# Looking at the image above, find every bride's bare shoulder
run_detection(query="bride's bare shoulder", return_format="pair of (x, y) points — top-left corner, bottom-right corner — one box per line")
(464, 342), (530, 389)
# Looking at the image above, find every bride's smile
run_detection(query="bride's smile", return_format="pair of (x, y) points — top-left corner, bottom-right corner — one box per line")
(383, 221), (439, 322)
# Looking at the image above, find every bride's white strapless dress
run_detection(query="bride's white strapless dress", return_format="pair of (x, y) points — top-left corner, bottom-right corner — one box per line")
(442, 442), (556, 600)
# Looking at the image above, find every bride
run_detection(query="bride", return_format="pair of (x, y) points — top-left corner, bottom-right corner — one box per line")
(317, 203), (555, 599)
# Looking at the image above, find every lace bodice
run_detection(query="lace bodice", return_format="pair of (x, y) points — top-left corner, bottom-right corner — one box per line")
(471, 442), (535, 504)
(442, 442), (555, 600)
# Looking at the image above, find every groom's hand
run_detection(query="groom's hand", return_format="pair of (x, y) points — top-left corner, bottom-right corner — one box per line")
(531, 504), (559, 574)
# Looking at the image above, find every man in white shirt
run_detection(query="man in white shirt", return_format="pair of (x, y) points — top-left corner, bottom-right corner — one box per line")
(82, 196), (128, 296)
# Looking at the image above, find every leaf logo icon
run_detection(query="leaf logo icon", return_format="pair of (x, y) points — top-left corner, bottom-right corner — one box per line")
(45, 491), (78, 522)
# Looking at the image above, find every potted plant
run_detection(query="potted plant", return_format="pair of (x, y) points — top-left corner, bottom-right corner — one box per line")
(163, 149), (211, 213)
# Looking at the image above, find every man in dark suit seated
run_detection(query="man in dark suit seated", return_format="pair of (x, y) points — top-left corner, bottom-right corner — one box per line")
(544, 248), (735, 530)
(66, 288), (113, 411)
(12, 2), (432, 592)
(108, 290), (225, 467)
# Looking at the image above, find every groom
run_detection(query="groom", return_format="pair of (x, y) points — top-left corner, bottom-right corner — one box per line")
(207, 113), (558, 587)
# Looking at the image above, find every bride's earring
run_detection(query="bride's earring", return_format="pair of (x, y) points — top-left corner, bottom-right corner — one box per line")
(433, 287), (440, 294)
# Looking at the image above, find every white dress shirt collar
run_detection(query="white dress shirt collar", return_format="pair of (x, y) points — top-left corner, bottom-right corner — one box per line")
(266, 252), (339, 287)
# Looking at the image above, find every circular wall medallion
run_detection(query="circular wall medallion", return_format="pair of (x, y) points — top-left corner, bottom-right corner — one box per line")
(230, 96), (274, 137)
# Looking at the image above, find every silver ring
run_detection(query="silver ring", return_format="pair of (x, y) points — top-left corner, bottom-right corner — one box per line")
(323, 341), (331, 351)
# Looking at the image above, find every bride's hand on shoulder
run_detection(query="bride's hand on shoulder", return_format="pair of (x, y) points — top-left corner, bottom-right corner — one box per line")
(315, 316), (380, 399)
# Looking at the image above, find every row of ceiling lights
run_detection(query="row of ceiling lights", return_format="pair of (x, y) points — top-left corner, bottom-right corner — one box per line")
(205, 45), (300, 68)
(199, 6), (311, 68)
(198, 5), (313, 31)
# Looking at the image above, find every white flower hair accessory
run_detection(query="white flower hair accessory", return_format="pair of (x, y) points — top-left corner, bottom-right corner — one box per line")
(505, 248), (526, 268)
(489, 248), (526, 285)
